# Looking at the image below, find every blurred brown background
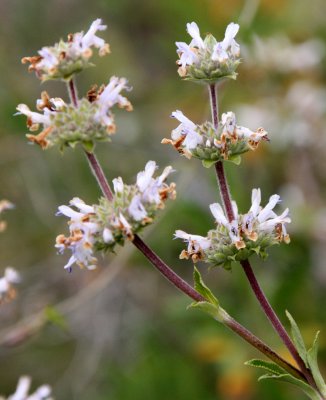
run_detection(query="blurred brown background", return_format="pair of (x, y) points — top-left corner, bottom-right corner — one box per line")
(0, 0), (326, 399)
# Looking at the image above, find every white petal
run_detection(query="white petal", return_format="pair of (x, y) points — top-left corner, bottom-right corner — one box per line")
(113, 177), (124, 193)
(249, 188), (261, 217)
(174, 229), (190, 240)
(9, 376), (31, 400)
(210, 203), (228, 225)
(103, 228), (114, 243)
(258, 194), (280, 222)
(137, 161), (157, 192)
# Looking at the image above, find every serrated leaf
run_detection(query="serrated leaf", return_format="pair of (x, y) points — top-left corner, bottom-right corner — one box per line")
(193, 267), (218, 306)
(307, 331), (326, 397)
(245, 359), (287, 376)
(286, 310), (308, 367)
(201, 159), (216, 168)
(258, 373), (321, 400)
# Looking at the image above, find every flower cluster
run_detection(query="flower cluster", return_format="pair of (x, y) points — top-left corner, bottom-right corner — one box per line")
(16, 77), (132, 151)
(0, 267), (21, 304)
(22, 19), (110, 81)
(176, 22), (241, 83)
(56, 161), (176, 271)
(0, 376), (53, 400)
(0, 199), (14, 233)
(162, 110), (268, 166)
(175, 188), (290, 270)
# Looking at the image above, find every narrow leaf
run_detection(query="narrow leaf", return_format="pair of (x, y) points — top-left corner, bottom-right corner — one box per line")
(307, 331), (326, 397)
(285, 310), (308, 367)
(258, 373), (321, 400)
(193, 267), (218, 306)
(245, 359), (286, 376)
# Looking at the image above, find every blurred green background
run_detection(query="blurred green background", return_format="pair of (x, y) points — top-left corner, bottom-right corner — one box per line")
(0, 0), (326, 398)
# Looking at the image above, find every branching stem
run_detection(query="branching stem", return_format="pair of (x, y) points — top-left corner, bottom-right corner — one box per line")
(208, 82), (319, 391)
(65, 77), (312, 391)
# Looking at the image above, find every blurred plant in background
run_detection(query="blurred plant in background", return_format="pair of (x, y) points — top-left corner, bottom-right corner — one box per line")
(0, 0), (326, 399)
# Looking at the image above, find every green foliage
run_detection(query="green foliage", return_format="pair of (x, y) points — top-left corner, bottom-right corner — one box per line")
(245, 359), (322, 400)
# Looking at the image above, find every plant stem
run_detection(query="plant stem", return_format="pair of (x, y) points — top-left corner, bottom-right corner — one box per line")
(85, 151), (114, 201)
(68, 78), (79, 107)
(82, 146), (304, 384)
(208, 83), (318, 388)
(223, 313), (306, 381)
(66, 77), (310, 389)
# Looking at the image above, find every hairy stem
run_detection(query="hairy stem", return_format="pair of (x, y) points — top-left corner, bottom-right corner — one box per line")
(68, 78), (79, 107)
(85, 151), (114, 201)
(208, 83), (319, 389)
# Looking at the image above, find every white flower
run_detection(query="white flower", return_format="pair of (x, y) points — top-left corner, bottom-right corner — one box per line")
(128, 195), (147, 221)
(221, 112), (237, 134)
(136, 161), (157, 192)
(187, 22), (205, 49)
(171, 110), (203, 150)
(94, 76), (132, 129)
(174, 230), (211, 262)
(136, 161), (174, 205)
(244, 188), (291, 241)
(72, 18), (109, 56)
(16, 104), (51, 130)
(220, 22), (240, 56)
(210, 203), (229, 226)
(112, 177), (124, 194)
(5, 376), (52, 400)
(37, 47), (59, 71)
(56, 198), (100, 271)
(175, 42), (198, 68)
(211, 43), (229, 62)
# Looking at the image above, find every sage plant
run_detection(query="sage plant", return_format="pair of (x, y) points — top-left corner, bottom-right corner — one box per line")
(16, 19), (326, 399)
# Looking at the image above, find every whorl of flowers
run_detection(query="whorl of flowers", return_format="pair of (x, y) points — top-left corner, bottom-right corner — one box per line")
(56, 161), (176, 271)
(162, 110), (268, 166)
(0, 199), (14, 232)
(176, 22), (241, 83)
(22, 19), (110, 81)
(175, 188), (290, 270)
(16, 77), (132, 151)
(0, 267), (21, 305)
(0, 376), (53, 400)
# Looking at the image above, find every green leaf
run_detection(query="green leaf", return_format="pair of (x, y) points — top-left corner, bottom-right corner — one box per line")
(245, 359), (287, 376)
(258, 373), (321, 400)
(83, 140), (95, 152)
(285, 310), (308, 367)
(193, 267), (218, 306)
(188, 301), (220, 320)
(307, 331), (326, 397)
(246, 359), (322, 400)
(227, 154), (241, 165)
(201, 159), (216, 168)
